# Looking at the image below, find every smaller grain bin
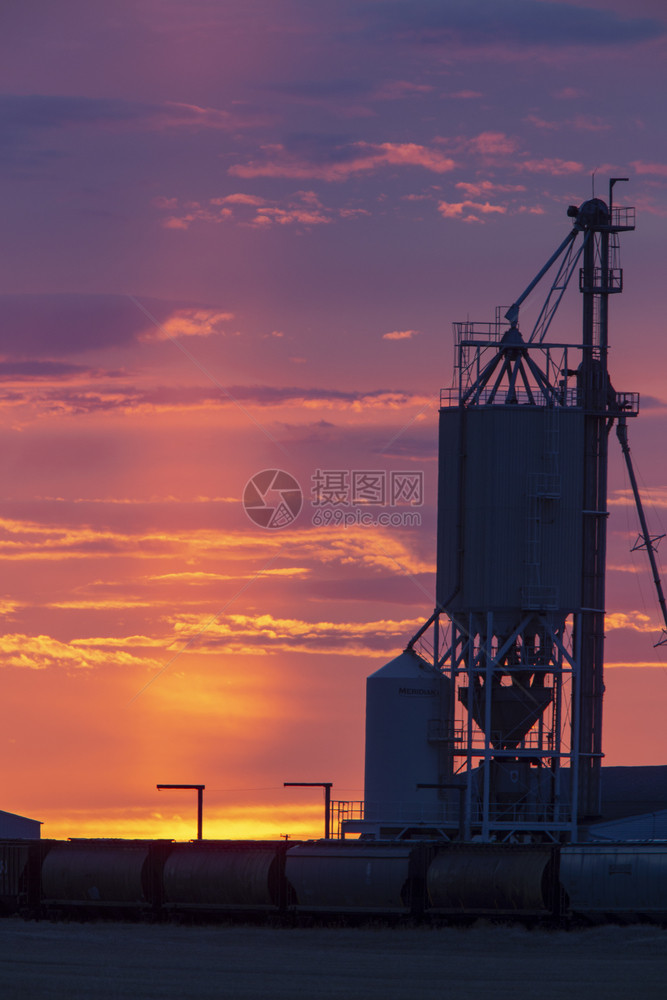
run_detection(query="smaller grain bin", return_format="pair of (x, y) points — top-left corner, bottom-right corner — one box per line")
(364, 649), (451, 825)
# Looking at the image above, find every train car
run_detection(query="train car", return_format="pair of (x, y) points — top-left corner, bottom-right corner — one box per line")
(39, 840), (171, 918)
(425, 843), (559, 919)
(6, 835), (667, 925)
(0, 839), (51, 916)
(285, 840), (429, 917)
(560, 843), (667, 922)
(162, 840), (295, 916)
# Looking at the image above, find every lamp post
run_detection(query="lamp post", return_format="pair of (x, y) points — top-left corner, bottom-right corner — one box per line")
(284, 782), (332, 839)
(157, 784), (205, 840)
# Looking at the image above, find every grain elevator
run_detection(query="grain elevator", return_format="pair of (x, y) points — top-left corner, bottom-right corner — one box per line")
(342, 181), (667, 844)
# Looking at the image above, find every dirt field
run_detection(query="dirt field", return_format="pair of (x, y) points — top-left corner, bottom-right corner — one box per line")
(1, 919), (666, 999)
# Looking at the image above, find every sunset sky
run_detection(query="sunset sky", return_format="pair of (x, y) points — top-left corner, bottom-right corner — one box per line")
(2, 0), (667, 841)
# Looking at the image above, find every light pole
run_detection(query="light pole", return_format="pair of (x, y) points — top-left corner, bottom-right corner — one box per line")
(157, 784), (205, 840)
(284, 782), (333, 839)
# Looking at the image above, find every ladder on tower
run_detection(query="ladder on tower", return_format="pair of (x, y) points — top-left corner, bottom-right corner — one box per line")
(522, 406), (560, 610)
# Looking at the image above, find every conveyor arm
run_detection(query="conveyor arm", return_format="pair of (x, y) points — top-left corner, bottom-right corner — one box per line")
(504, 228), (578, 328)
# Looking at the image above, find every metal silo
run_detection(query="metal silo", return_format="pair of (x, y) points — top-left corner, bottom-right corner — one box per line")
(363, 649), (451, 827)
(437, 403), (585, 624)
(429, 187), (638, 841)
(329, 181), (667, 846)
(340, 183), (644, 844)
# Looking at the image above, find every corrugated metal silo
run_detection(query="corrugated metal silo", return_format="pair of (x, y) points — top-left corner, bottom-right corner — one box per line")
(437, 405), (585, 624)
(345, 190), (639, 844)
(363, 649), (451, 824)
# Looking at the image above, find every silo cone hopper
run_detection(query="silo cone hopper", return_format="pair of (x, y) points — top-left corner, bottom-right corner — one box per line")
(458, 679), (553, 750)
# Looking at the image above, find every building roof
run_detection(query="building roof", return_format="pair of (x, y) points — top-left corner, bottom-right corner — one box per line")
(0, 809), (42, 838)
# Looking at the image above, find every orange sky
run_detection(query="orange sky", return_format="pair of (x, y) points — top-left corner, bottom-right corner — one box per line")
(3, 1), (667, 839)
(3, 310), (667, 841)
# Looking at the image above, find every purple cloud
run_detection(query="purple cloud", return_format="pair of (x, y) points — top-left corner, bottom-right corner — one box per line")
(363, 0), (666, 48)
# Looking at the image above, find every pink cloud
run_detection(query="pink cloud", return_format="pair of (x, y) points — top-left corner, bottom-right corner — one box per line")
(140, 308), (235, 341)
(554, 87), (583, 99)
(229, 142), (457, 181)
(633, 195), (667, 217)
(252, 190), (333, 227)
(373, 80), (434, 100)
(338, 207), (371, 218)
(570, 114), (610, 132)
(159, 202), (233, 228)
(211, 193), (267, 206)
(524, 113), (559, 131)
(466, 131), (518, 156)
(455, 180), (526, 197)
(519, 158), (584, 175)
(631, 161), (667, 176)
(253, 207), (331, 226)
(139, 102), (273, 133)
(524, 113), (609, 132)
(156, 190), (347, 229)
(162, 216), (192, 230)
(437, 199), (506, 222)
(382, 330), (420, 340)
(297, 190), (323, 205)
(156, 102), (233, 129)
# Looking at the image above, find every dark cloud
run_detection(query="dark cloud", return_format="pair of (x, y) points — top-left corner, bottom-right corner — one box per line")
(223, 384), (421, 405)
(15, 382), (430, 416)
(0, 95), (239, 134)
(275, 80), (371, 101)
(0, 294), (156, 357)
(636, 395), (667, 410)
(0, 95), (147, 132)
(378, 432), (439, 460)
(0, 360), (101, 380)
(0, 294), (244, 360)
(364, 0), (666, 48)
(281, 132), (362, 165)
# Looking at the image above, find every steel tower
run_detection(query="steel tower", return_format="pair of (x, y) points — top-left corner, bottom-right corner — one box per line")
(336, 183), (667, 842)
(417, 184), (638, 842)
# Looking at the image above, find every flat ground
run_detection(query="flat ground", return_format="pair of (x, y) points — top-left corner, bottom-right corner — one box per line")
(1, 919), (666, 999)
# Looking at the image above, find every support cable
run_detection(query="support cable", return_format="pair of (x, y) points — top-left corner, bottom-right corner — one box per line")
(616, 417), (667, 645)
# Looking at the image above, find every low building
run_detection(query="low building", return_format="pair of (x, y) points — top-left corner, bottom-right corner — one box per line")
(0, 810), (42, 838)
